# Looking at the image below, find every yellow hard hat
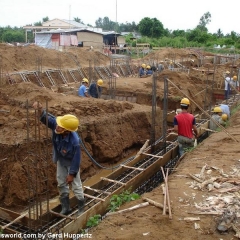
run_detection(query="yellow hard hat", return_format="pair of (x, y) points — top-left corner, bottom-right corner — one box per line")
(180, 98), (190, 106)
(56, 114), (79, 132)
(212, 107), (222, 113)
(97, 79), (103, 86)
(233, 76), (237, 81)
(82, 78), (89, 84)
(146, 65), (151, 69)
(141, 64), (146, 68)
(222, 113), (228, 121)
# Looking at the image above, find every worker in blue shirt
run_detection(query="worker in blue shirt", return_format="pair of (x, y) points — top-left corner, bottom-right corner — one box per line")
(88, 79), (103, 98)
(32, 102), (85, 216)
(78, 78), (90, 97)
(139, 63), (146, 78)
(146, 65), (153, 75)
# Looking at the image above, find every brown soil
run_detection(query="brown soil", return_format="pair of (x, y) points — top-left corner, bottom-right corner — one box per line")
(0, 43), (240, 239)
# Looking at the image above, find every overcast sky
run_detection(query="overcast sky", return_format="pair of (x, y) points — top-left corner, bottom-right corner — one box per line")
(0, 0), (239, 35)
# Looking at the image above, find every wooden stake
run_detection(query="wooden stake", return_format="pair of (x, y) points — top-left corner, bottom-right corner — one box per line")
(142, 153), (163, 159)
(106, 202), (149, 216)
(132, 140), (149, 160)
(84, 193), (105, 201)
(84, 186), (111, 195)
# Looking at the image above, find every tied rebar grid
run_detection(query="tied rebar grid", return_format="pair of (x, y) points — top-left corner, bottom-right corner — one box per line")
(26, 100), (51, 233)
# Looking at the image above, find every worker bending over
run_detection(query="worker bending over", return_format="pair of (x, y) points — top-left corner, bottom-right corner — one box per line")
(209, 107), (226, 131)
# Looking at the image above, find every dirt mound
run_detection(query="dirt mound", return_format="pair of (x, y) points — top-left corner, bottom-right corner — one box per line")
(146, 48), (192, 60)
(0, 43), (110, 73)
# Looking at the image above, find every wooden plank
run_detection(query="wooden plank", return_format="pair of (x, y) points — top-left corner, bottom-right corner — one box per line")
(120, 164), (144, 171)
(84, 193), (105, 202)
(84, 186), (111, 195)
(1, 213), (28, 230)
(100, 177), (126, 186)
(0, 207), (29, 226)
(142, 153), (163, 158)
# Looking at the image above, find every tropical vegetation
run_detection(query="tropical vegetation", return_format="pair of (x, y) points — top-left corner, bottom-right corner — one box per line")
(0, 12), (239, 50)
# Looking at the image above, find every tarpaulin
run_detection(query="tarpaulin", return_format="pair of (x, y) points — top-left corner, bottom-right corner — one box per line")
(70, 35), (78, 46)
(51, 34), (60, 42)
(35, 34), (52, 49)
(60, 35), (71, 46)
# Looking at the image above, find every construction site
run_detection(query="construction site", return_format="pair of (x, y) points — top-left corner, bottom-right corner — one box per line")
(1, 43), (240, 240)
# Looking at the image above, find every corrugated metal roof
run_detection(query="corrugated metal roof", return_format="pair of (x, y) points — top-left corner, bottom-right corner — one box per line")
(36, 28), (103, 35)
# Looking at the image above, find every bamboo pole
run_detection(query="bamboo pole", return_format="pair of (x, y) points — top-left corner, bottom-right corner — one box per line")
(162, 174), (167, 215)
(167, 78), (239, 142)
(161, 167), (172, 219)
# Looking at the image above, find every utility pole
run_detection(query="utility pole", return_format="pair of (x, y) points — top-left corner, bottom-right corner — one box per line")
(115, 0), (117, 54)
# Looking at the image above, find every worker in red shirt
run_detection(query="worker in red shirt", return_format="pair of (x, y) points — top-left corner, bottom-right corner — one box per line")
(173, 98), (198, 156)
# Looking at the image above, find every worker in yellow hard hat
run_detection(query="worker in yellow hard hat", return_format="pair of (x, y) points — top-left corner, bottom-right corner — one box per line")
(139, 63), (147, 78)
(209, 107), (226, 131)
(146, 65), (153, 75)
(170, 98), (198, 156)
(230, 75), (239, 91)
(224, 71), (231, 99)
(221, 114), (228, 121)
(32, 101), (85, 216)
(168, 61), (174, 70)
(88, 79), (104, 98)
(78, 78), (90, 97)
(218, 103), (230, 119)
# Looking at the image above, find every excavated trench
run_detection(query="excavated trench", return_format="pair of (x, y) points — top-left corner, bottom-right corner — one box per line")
(0, 69), (235, 238)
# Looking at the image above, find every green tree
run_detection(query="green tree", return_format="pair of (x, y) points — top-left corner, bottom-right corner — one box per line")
(34, 21), (42, 26)
(42, 17), (49, 23)
(95, 17), (117, 31)
(95, 17), (103, 28)
(197, 12), (211, 31)
(2, 30), (25, 42)
(119, 21), (137, 32)
(138, 17), (164, 38)
(216, 29), (224, 38)
(74, 17), (84, 24)
(172, 30), (186, 38)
